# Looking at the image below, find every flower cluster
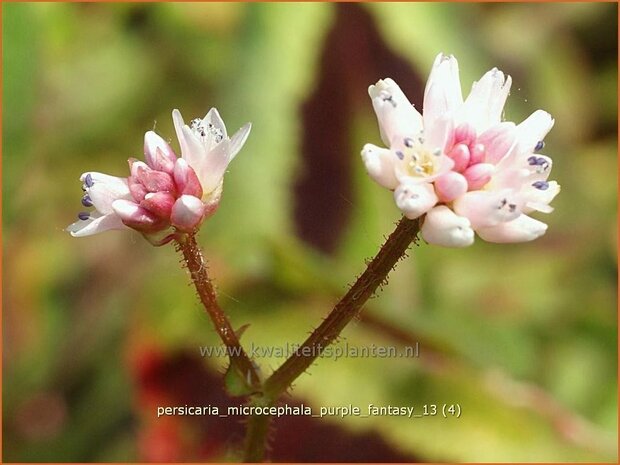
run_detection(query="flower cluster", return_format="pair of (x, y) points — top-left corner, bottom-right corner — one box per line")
(67, 109), (251, 244)
(362, 53), (559, 247)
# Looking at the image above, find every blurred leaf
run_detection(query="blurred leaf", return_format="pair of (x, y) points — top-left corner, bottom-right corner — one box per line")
(206, 3), (333, 268)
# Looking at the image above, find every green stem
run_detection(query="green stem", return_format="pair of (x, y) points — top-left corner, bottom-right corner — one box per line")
(263, 216), (421, 401)
(241, 216), (421, 462)
(243, 406), (273, 462)
(177, 233), (261, 390)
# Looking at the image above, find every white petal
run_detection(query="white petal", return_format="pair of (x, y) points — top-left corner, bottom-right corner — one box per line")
(228, 122), (251, 161)
(172, 109), (191, 161)
(181, 125), (208, 171)
(489, 74), (511, 125)
(487, 166), (530, 191)
(477, 214), (548, 243)
(421, 206), (474, 248)
(423, 53), (463, 131)
(453, 189), (522, 229)
(460, 68), (511, 133)
(424, 113), (454, 154)
(361, 143), (399, 190)
(67, 213), (127, 237)
(203, 108), (228, 140)
(515, 110), (555, 154)
(393, 181), (438, 219)
(477, 122), (517, 165)
(196, 140), (232, 195)
(369, 78), (423, 146)
(523, 180), (560, 214)
(81, 172), (128, 189)
(83, 174), (130, 214)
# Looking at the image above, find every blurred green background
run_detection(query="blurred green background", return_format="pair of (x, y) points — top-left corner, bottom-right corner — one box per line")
(3, 2), (617, 462)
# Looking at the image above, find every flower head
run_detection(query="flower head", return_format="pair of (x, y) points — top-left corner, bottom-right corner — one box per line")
(67, 109), (251, 244)
(362, 53), (559, 247)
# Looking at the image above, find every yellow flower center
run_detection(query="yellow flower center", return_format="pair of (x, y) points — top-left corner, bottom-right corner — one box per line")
(396, 137), (442, 178)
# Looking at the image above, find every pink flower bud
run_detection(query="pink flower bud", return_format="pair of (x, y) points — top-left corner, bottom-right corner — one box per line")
(170, 195), (206, 232)
(434, 171), (468, 202)
(463, 163), (494, 190)
(140, 192), (176, 220)
(173, 159), (203, 198)
(128, 175), (148, 202)
(453, 123), (476, 147)
(135, 165), (176, 194)
(112, 199), (167, 232)
(469, 143), (486, 165)
(144, 131), (177, 173)
(447, 143), (470, 172)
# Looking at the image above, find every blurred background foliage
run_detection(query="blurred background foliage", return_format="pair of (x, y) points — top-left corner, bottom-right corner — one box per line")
(3, 2), (617, 462)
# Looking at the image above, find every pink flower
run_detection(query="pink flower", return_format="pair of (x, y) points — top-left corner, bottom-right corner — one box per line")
(67, 109), (251, 242)
(362, 53), (559, 247)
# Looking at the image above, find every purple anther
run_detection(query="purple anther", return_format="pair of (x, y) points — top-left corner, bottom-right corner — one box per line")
(535, 140), (545, 152)
(81, 195), (93, 207)
(528, 156), (547, 166)
(532, 181), (549, 190)
(78, 212), (90, 221)
(84, 173), (94, 187)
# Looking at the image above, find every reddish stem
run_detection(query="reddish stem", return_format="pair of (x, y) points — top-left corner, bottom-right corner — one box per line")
(177, 233), (260, 390)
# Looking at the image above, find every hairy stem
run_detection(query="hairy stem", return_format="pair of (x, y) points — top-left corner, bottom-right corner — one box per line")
(262, 216), (420, 400)
(177, 233), (261, 390)
(243, 405), (273, 462)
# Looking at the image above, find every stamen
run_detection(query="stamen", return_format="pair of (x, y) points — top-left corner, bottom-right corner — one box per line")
(190, 118), (207, 137)
(402, 188), (419, 200)
(395, 151), (404, 160)
(508, 203), (517, 212)
(190, 118), (224, 143)
(379, 91), (396, 107)
(532, 181), (549, 190)
(527, 156), (549, 172)
(535, 140), (545, 152)
(85, 173), (94, 187)
(404, 137), (414, 148)
(206, 123), (224, 143)
(78, 212), (90, 221)
(81, 195), (93, 207)
(498, 198), (508, 209)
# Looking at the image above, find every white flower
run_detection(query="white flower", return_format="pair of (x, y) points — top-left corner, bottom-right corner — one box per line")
(68, 108), (252, 242)
(172, 108), (251, 200)
(362, 53), (559, 246)
(363, 78), (455, 219)
(67, 173), (133, 237)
